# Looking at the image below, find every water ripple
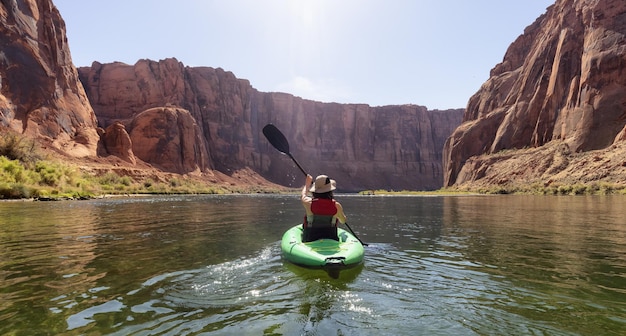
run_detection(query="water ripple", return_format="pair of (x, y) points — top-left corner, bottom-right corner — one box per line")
(2, 195), (626, 335)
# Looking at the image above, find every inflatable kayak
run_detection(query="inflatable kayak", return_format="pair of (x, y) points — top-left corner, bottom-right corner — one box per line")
(281, 224), (364, 268)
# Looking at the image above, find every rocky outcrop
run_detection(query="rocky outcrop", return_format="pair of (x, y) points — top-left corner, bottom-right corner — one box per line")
(0, 0), (99, 157)
(100, 121), (135, 164)
(444, 0), (626, 187)
(78, 59), (255, 174)
(78, 60), (463, 191)
(129, 107), (209, 174)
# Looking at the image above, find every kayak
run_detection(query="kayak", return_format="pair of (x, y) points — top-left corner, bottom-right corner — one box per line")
(281, 224), (365, 268)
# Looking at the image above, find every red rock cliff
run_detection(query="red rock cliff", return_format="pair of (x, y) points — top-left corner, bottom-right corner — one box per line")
(443, 0), (626, 187)
(0, 0), (462, 190)
(78, 60), (463, 191)
(0, 0), (98, 156)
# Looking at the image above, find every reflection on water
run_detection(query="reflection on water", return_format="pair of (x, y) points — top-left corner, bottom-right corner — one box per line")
(0, 195), (625, 335)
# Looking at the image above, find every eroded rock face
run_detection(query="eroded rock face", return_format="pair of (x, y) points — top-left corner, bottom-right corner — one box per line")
(257, 94), (463, 191)
(0, 0), (99, 157)
(79, 60), (463, 191)
(101, 121), (135, 164)
(78, 59), (253, 173)
(129, 107), (209, 174)
(443, 0), (626, 187)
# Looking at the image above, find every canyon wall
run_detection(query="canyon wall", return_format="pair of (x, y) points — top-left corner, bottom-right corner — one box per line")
(7, 0), (626, 192)
(79, 60), (463, 191)
(0, 0), (463, 191)
(0, 0), (98, 156)
(443, 0), (626, 188)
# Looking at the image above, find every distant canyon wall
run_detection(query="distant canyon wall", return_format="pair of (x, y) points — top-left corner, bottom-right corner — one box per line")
(78, 59), (463, 191)
(443, 0), (626, 187)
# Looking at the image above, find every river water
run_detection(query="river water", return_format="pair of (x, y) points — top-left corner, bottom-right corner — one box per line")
(0, 194), (624, 335)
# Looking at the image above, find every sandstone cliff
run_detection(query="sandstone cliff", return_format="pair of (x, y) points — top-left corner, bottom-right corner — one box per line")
(129, 107), (209, 174)
(258, 95), (463, 191)
(0, 0), (463, 192)
(78, 60), (463, 191)
(0, 0), (98, 156)
(443, 0), (626, 189)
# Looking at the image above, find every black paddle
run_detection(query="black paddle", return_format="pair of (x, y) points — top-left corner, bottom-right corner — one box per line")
(262, 123), (369, 246)
(343, 222), (368, 246)
(262, 124), (307, 176)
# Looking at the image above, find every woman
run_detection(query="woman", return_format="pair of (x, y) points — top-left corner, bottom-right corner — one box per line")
(301, 174), (347, 242)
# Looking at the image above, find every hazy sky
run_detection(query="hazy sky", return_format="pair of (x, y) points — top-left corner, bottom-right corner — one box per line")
(54, 0), (554, 109)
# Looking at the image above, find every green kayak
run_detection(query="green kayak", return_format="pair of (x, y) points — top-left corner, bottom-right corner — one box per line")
(281, 224), (365, 268)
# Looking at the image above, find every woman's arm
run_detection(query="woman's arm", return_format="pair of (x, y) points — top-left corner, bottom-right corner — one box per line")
(301, 174), (312, 201)
(301, 174), (313, 215)
(334, 201), (347, 224)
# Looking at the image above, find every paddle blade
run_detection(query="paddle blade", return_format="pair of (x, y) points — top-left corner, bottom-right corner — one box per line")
(262, 123), (308, 176)
(263, 124), (290, 154)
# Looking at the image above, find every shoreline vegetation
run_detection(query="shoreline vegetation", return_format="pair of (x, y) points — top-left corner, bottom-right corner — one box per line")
(360, 183), (626, 196)
(2, 133), (626, 201)
(0, 153), (276, 200)
(0, 133), (284, 201)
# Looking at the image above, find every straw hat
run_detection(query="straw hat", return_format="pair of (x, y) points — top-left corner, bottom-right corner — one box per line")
(310, 175), (336, 193)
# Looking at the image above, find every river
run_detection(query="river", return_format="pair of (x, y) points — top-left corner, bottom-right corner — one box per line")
(0, 194), (624, 335)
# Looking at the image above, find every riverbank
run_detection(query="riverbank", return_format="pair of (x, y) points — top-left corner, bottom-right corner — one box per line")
(0, 154), (289, 200)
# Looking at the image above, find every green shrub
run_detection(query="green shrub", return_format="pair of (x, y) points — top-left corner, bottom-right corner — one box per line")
(571, 184), (588, 195)
(119, 176), (132, 186)
(1, 158), (26, 183)
(0, 132), (42, 165)
(170, 178), (181, 187)
(98, 172), (121, 185)
(0, 182), (35, 199)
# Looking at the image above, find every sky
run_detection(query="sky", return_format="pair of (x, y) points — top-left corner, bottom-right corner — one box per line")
(54, 0), (555, 110)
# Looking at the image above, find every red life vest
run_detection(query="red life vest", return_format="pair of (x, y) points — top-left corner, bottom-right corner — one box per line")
(311, 198), (337, 216)
(305, 198), (337, 228)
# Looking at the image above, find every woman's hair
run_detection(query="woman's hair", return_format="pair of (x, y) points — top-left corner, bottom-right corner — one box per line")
(312, 191), (333, 199)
